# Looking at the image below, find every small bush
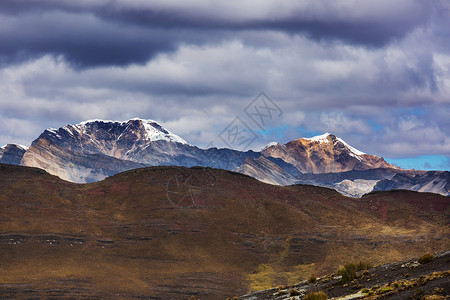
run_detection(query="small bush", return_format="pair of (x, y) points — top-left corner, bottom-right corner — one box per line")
(309, 275), (317, 284)
(418, 253), (434, 264)
(304, 290), (328, 300)
(337, 261), (372, 284)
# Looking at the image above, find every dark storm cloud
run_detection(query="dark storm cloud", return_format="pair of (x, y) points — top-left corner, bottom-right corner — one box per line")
(0, 0), (435, 68)
(0, 0), (449, 163)
(0, 11), (214, 68)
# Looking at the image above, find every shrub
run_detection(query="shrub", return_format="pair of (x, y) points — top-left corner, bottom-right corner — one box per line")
(337, 261), (372, 284)
(418, 253), (434, 264)
(309, 275), (317, 284)
(304, 290), (328, 300)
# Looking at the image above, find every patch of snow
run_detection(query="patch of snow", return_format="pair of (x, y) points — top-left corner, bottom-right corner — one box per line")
(1, 144), (28, 151)
(260, 141), (278, 151)
(78, 118), (157, 126)
(46, 128), (62, 138)
(76, 118), (188, 144)
(303, 132), (332, 142)
(336, 137), (366, 156)
(62, 125), (75, 137)
(78, 119), (117, 125)
(16, 144), (29, 151)
(142, 120), (187, 144)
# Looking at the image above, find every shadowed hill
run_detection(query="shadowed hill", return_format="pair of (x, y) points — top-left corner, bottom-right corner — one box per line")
(0, 164), (448, 299)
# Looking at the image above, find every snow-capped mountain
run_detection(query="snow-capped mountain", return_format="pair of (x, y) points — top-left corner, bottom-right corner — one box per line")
(21, 118), (259, 182)
(41, 118), (187, 160)
(0, 144), (28, 165)
(261, 133), (398, 174)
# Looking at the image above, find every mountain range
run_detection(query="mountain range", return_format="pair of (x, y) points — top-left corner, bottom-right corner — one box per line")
(1, 118), (448, 197)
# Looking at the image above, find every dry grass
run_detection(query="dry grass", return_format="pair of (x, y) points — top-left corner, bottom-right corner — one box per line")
(304, 290), (328, 300)
(0, 164), (448, 298)
(419, 253), (435, 264)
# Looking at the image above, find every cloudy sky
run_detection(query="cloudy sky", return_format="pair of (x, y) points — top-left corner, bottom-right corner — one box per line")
(0, 0), (449, 170)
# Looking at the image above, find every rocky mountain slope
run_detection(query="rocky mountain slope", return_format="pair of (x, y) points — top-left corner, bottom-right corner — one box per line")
(234, 156), (298, 185)
(261, 133), (398, 174)
(0, 144), (27, 165)
(22, 137), (148, 183)
(0, 164), (448, 299)
(292, 168), (450, 197)
(373, 171), (450, 196)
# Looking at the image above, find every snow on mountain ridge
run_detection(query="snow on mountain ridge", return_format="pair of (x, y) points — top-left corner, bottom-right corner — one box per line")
(335, 137), (365, 156)
(303, 132), (366, 156)
(45, 118), (188, 145)
(303, 132), (333, 142)
(1, 144), (29, 151)
(261, 141), (278, 151)
(16, 144), (29, 151)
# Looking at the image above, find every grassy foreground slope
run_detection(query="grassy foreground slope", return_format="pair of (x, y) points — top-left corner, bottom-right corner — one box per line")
(0, 164), (448, 299)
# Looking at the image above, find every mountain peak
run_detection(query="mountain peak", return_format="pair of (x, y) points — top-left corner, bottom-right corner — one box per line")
(0, 144), (28, 165)
(260, 141), (279, 151)
(302, 132), (335, 142)
(300, 133), (366, 156)
(260, 133), (394, 174)
(1, 144), (29, 151)
(44, 118), (187, 145)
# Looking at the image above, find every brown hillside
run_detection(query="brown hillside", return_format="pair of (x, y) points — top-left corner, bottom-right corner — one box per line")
(0, 164), (448, 299)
